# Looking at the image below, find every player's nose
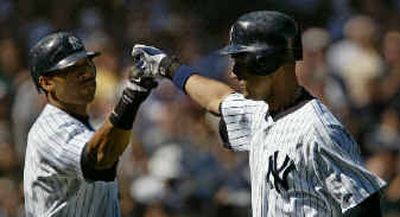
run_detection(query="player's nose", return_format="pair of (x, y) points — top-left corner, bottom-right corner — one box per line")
(79, 66), (96, 82)
(231, 63), (245, 81)
(229, 70), (239, 80)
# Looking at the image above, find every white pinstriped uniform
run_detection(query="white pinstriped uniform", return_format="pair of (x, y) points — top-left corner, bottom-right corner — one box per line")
(24, 104), (120, 217)
(220, 93), (386, 217)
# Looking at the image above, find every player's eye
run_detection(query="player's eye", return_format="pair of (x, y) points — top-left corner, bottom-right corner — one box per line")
(230, 52), (246, 59)
(232, 63), (245, 80)
(68, 59), (96, 79)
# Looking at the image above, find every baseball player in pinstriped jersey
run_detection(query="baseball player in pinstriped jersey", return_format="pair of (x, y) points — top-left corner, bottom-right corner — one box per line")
(131, 11), (386, 217)
(24, 32), (156, 216)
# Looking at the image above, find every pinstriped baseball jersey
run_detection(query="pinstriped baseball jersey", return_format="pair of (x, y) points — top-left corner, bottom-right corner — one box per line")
(220, 93), (386, 217)
(24, 104), (120, 217)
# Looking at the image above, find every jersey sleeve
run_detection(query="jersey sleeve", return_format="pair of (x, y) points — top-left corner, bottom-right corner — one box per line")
(80, 144), (118, 182)
(311, 124), (386, 214)
(36, 116), (94, 180)
(219, 92), (269, 151)
(43, 117), (118, 182)
(30, 110), (94, 179)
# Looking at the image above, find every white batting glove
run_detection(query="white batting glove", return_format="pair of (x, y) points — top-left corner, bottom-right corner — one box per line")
(127, 64), (158, 92)
(110, 67), (157, 130)
(131, 44), (168, 78)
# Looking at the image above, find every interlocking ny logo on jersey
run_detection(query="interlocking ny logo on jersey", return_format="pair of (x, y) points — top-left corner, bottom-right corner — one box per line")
(266, 151), (295, 193)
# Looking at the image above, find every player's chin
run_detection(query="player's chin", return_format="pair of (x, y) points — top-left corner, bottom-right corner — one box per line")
(246, 91), (265, 101)
(243, 91), (254, 99)
(243, 87), (256, 99)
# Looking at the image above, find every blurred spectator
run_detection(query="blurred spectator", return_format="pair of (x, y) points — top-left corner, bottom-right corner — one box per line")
(299, 27), (349, 121)
(383, 177), (400, 217)
(0, 177), (23, 217)
(0, 143), (18, 177)
(382, 31), (400, 107)
(0, 93), (12, 146)
(299, 27), (330, 95)
(24, 19), (54, 50)
(4, 37), (45, 160)
(0, 38), (23, 80)
(213, 149), (250, 217)
(11, 75), (43, 161)
(326, 0), (353, 41)
(88, 36), (120, 127)
(327, 15), (384, 108)
(0, 0), (14, 29)
(366, 151), (397, 183)
(364, 107), (400, 153)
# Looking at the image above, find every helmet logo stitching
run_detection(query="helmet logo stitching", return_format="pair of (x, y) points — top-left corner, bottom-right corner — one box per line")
(68, 36), (83, 50)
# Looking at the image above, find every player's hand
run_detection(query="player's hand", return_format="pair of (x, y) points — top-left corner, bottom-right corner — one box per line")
(130, 44), (168, 78)
(127, 64), (158, 92)
(109, 64), (157, 130)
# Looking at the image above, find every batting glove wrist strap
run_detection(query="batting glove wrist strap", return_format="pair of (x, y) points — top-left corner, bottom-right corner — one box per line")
(159, 55), (181, 78)
(171, 65), (197, 93)
(158, 55), (197, 92)
(109, 89), (149, 130)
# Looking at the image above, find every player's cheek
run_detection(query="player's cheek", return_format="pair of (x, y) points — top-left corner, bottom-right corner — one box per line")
(82, 82), (96, 101)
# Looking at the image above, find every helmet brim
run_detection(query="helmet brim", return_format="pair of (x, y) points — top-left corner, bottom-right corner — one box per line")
(46, 51), (100, 73)
(217, 44), (273, 55)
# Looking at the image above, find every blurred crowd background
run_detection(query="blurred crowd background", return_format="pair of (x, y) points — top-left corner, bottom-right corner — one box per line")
(0, 0), (399, 216)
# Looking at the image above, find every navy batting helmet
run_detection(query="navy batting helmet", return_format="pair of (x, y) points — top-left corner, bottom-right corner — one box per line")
(29, 32), (100, 92)
(219, 11), (302, 76)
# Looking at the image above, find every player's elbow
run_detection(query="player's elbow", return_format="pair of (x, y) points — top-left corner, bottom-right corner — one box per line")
(205, 99), (222, 115)
(84, 144), (119, 170)
(95, 149), (120, 169)
(205, 93), (232, 115)
(81, 144), (118, 182)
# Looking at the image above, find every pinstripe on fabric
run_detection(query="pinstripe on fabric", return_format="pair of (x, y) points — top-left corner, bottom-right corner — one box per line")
(24, 104), (120, 217)
(220, 93), (386, 217)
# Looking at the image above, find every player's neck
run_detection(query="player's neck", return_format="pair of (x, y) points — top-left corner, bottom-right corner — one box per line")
(268, 65), (301, 114)
(47, 96), (89, 118)
(269, 86), (312, 117)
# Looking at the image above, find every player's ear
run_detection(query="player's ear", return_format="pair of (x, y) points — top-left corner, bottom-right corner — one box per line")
(38, 75), (55, 93)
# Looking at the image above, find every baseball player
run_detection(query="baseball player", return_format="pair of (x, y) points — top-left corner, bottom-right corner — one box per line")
(23, 32), (156, 216)
(131, 11), (386, 217)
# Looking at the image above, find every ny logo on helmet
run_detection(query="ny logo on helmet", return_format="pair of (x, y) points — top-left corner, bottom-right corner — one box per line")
(68, 36), (83, 50)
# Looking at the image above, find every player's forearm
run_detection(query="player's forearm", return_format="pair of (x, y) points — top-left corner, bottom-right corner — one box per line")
(161, 59), (233, 114)
(85, 120), (131, 169)
(84, 86), (149, 170)
(130, 45), (233, 114)
(185, 74), (234, 114)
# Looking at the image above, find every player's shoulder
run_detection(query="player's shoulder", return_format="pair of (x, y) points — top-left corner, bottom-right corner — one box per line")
(31, 104), (66, 128)
(287, 99), (344, 142)
(304, 99), (343, 129)
(221, 92), (268, 111)
(278, 99), (333, 129)
(28, 104), (87, 139)
(305, 99), (355, 144)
